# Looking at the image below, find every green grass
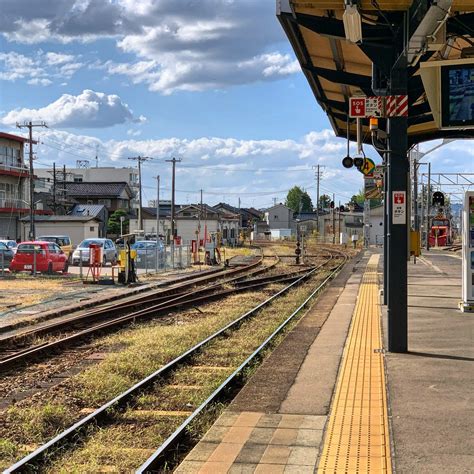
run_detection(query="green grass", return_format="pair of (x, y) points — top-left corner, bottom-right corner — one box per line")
(1, 261), (337, 471)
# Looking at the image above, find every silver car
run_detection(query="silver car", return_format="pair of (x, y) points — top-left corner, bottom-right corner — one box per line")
(132, 240), (165, 269)
(71, 238), (118, 266)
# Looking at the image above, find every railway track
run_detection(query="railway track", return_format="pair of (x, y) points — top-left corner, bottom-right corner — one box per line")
(0, 256), (287, 371)
(3, 249), (348, 473)
(0, 255), (263, 337)
(0, 254), (329, 373)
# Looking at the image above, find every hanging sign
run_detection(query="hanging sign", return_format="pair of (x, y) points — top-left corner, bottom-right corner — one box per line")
(349, 97), (366, 117)
(392, 191), (406, 224)
(360, 158), (376, 176)
(349, 96), (383, 118)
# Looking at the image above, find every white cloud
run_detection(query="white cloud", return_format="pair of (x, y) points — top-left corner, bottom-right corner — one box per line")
(1, 90), (146, 128)
(0, 50), (83, 84)
(27, 78), (52, 86)
(45, 51), (75, 65)
(7, 128), (467, 208)
(0, 0), (298, 94)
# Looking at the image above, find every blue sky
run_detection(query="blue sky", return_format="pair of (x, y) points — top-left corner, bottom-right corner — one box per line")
(0, 0), (472, 208)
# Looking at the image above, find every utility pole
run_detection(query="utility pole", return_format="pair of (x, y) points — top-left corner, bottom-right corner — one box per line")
(52, 162), (56, 213)
(166, 157), (181, 250)
(337, 201), (341, 242)
(426, 162), (431, 250)
(156, 175), (160, 241)
(128, 156), (151, 232)
(16, 121), (47, 240)
(312, 165), (323, 232)
(199, 189), (203, 248)
(332, 193), (336, 244)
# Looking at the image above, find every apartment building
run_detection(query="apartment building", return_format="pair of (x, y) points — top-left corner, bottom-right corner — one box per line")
(0, 132), (33, 238)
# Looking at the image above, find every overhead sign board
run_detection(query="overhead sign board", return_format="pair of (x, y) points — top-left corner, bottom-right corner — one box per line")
(350, 96), (408, 118)
(392, 191), (406, 224)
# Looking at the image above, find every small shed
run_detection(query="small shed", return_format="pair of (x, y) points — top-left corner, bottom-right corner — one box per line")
(20, 215), (103, 245)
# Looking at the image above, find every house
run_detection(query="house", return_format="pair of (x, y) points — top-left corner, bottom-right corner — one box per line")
(20, 214), (104, 244)
(36, 165), (139, 209)
(213, 203), (263, 229)
(129, 203), (240, 245)
(64, 182), (133, 213)
(264, 204), (295, 233)
(0, 132), (50, 239)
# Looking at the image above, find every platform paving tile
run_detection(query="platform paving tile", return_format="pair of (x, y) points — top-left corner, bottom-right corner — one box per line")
(296, 428), (324, 446)
(174, 460), (205, 473)
(287, 446), (319, 466)
(254, 413), (282, 428)
(284, 465), (316, 473)
(268, 428), (299, 445)
(234, 443), (268, 464)
(222, 426), (255, 444)
(201, 425), (230, 443)
(228, 463), (258, 474)
(186, 442), (220, 462)
(259, 445), (291, 464)
(254, 463), (286, 474)
(245, 427), (275, 445)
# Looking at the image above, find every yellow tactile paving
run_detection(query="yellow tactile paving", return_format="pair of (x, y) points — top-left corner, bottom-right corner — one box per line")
(318, 255), (392, 473)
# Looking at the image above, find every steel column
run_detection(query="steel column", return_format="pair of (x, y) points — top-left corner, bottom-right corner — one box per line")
(387, 58), (409, 353)
(383, 152), (388, 305)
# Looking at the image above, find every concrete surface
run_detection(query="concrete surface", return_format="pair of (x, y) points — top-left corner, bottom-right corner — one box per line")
(383, 250), (474, 473)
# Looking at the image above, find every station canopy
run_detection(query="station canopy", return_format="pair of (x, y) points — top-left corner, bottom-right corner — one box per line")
(278, 0), (474, 146)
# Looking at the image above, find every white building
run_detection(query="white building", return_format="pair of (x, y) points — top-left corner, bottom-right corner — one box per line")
(20, 215), (103, 244)
(129, 204), (240, 245)
(367, 204), (384, 246)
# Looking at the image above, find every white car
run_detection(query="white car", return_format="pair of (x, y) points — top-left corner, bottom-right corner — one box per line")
(71, 238), (118, 266)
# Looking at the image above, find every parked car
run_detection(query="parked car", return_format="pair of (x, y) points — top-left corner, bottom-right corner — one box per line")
(37, 235), (73, 260)
(0, 239), (18, 254)
(132, 240), (165, 269)
(71, 238), (118, 266)
(9, 241), (68, 274)
(0, 241), (15, 267)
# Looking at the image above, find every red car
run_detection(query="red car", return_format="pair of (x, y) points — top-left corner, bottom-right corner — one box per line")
(10, 241), (69, 274)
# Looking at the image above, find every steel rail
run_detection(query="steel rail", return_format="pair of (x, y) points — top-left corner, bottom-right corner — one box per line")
(0, 265), (309, 372)
(0, 255), (271, 347)
(4, 254), (341, 473)
(137, 253), (348, 473)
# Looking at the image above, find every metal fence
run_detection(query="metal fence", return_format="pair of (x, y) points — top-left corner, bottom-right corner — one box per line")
(133, 245), (192, 274)
(0, 245), (192, 278)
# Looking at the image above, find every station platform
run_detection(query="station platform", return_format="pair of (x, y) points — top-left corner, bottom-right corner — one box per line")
(175, 249), (472, 473)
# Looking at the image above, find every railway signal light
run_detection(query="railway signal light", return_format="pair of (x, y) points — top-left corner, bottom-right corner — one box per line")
(339, 205), (345, 212)
(432, 191), (445, 206)
(353, 156), (364, 169)
(330, 201), (335, 208)
(342, 156), (353, 168)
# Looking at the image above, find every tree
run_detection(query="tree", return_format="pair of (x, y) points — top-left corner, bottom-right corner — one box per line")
(108, 209), (129, 235)
(285, 186), (313, 213)
(319, 194), (331, 209)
